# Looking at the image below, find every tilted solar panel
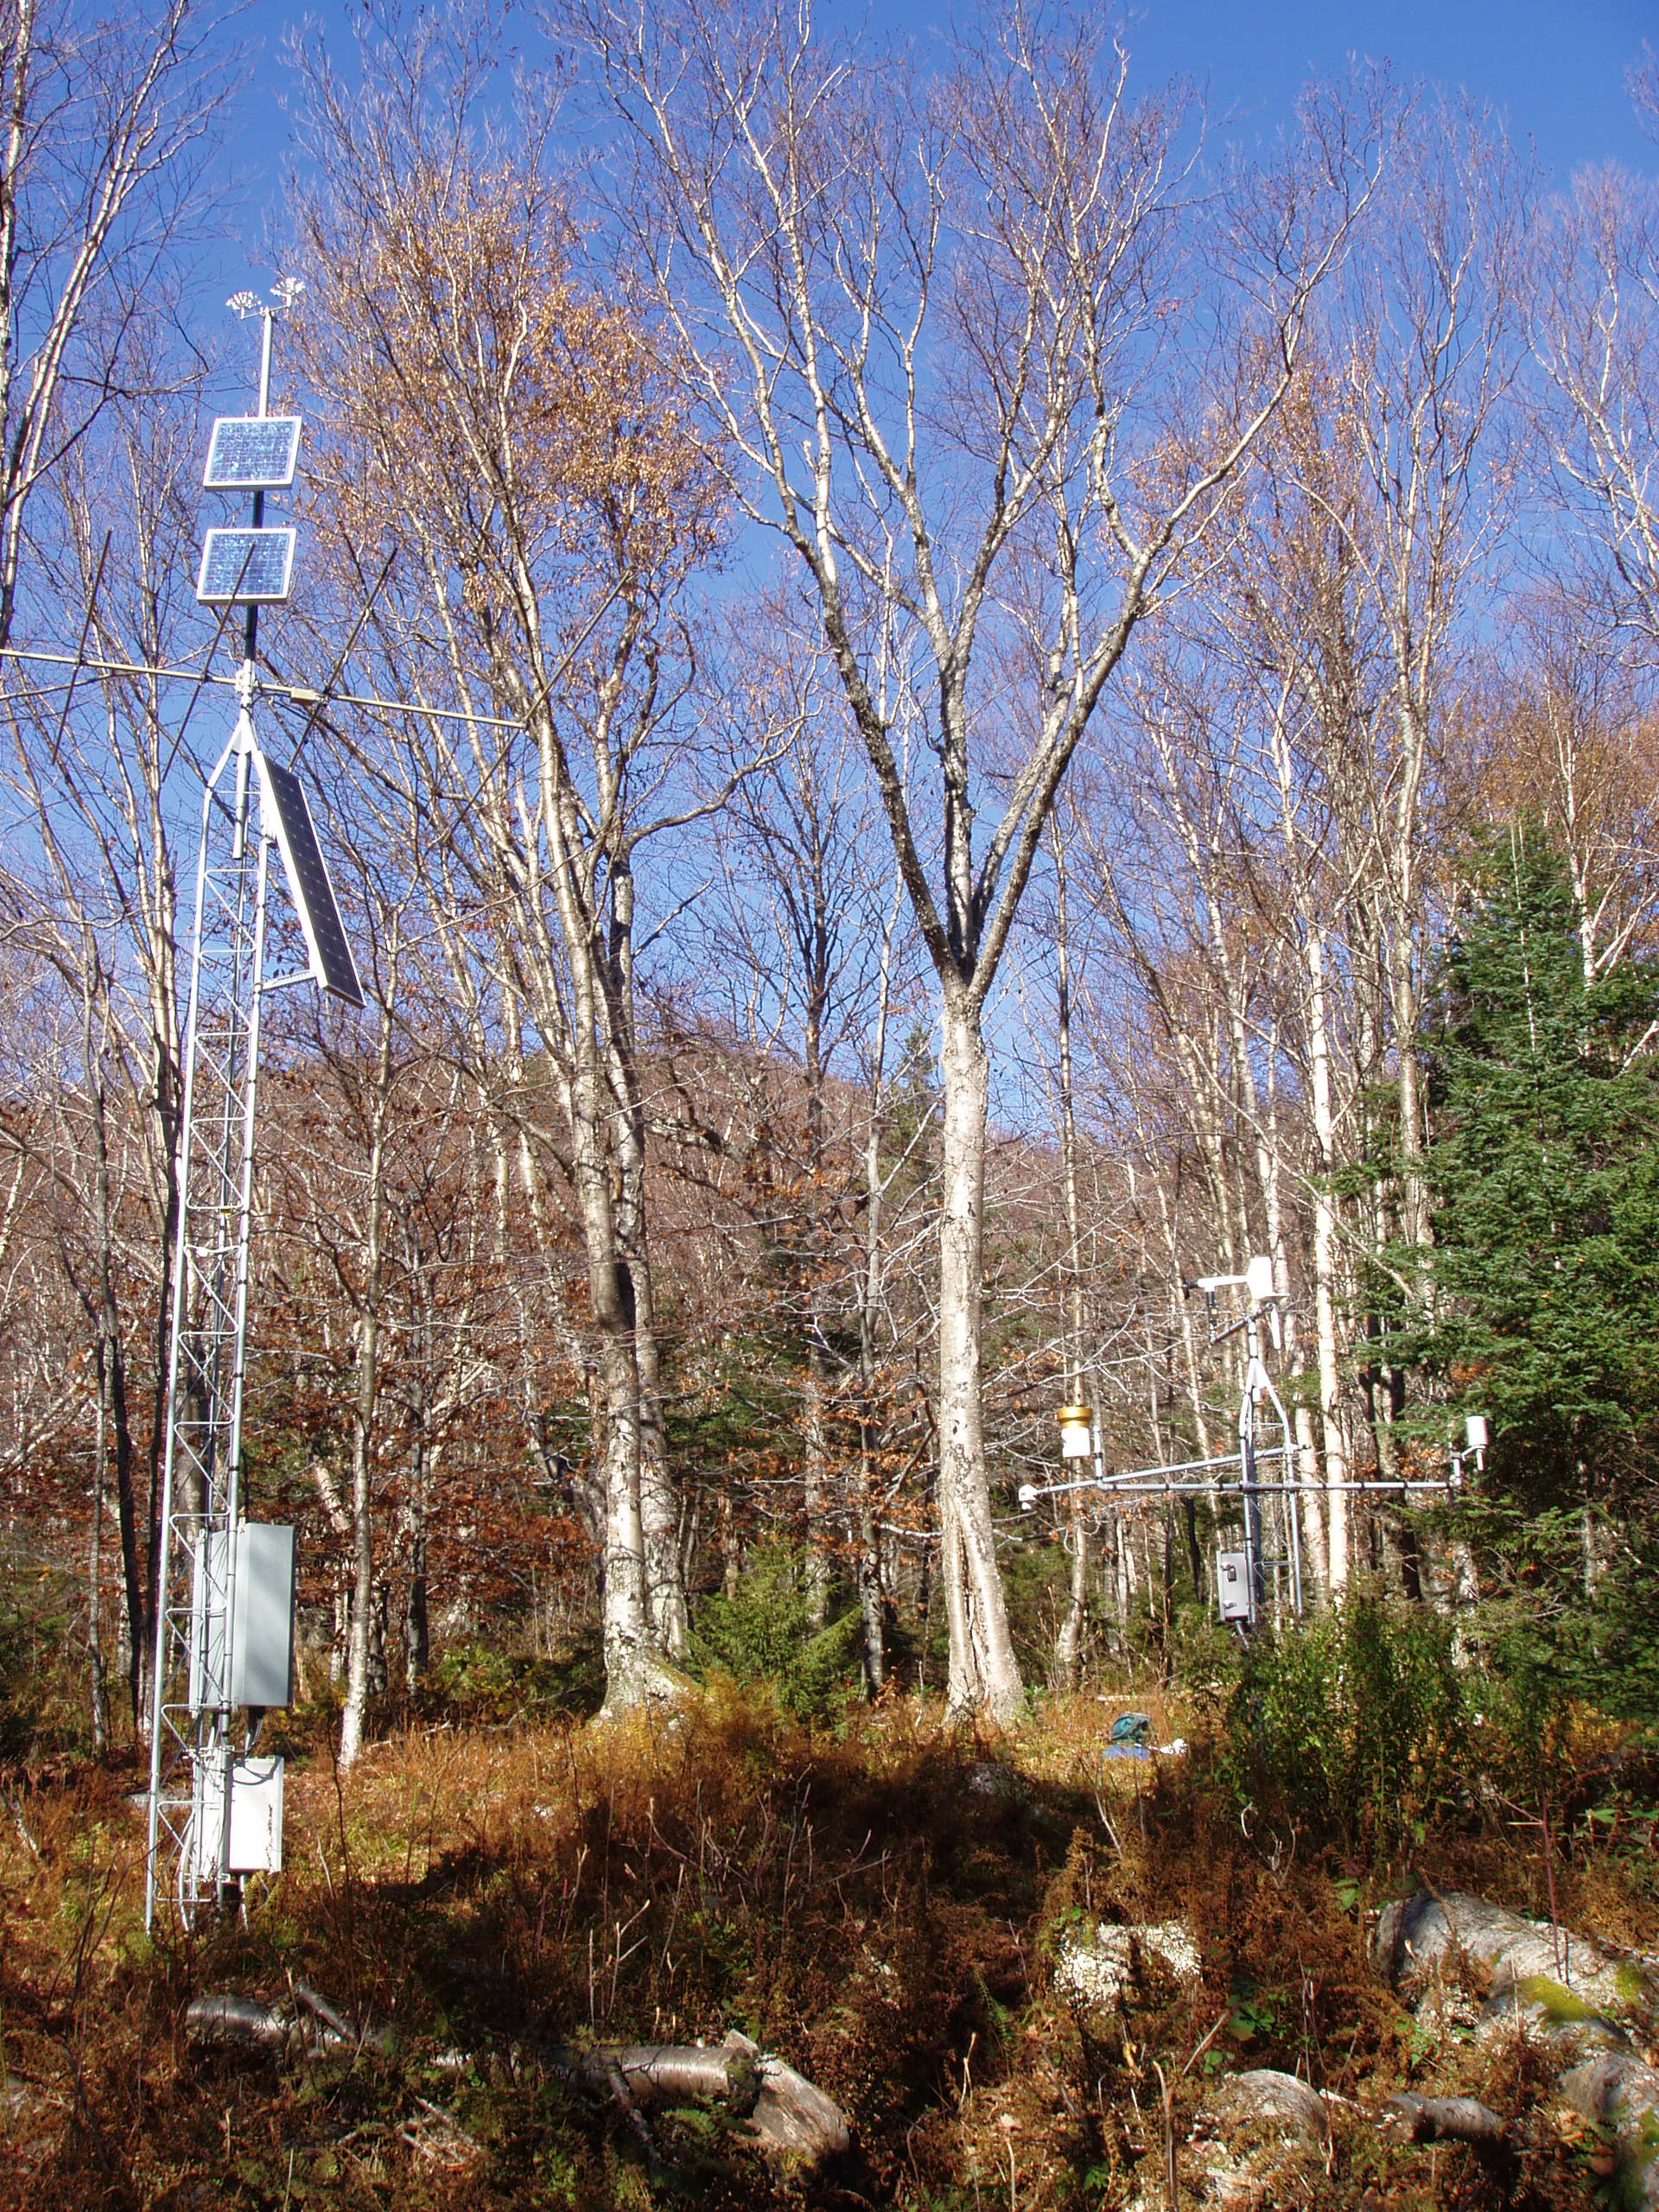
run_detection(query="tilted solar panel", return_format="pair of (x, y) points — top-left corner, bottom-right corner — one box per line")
(256, 751), (365, 1007)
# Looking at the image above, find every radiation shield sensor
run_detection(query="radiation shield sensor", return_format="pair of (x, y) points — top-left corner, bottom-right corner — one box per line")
(197, 526), (297, 605)
(203, 415), (302, 490)
(253, 747), (365, 1006)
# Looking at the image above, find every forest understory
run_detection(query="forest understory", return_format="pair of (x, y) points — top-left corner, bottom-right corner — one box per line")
(3, 1652), (1655, 2212)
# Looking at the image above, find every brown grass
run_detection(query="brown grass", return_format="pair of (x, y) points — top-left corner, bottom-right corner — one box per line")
(0, 1683), (1652, 2209)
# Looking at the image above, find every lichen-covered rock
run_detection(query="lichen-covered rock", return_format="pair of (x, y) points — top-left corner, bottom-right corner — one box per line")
(1053, 1919), (1203, 2010)
(1201, 2069), (1326, 2140)
(963, 1760), (1025, 1802)
(1558, 2055), (1659, 2212)
(1374, 1890), (1652, 2024)
(1187, 2069), (1327, 2209)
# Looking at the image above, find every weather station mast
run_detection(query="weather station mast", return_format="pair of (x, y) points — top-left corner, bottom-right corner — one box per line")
(144, 284), (365, 1928)
(1020, 1254), (1484, 1637)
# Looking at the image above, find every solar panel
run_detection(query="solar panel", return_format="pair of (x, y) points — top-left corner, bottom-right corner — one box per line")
(255, 751), (365, 1006)
(203, 416), (302, 490)
(196, 527), (296, 605)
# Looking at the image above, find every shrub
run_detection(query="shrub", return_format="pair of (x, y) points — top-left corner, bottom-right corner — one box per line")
(1221, 1589), (1470, 1852)
(425, 1635), (605, 1723)
(0, 1546), (88, 1762)
(690, 1543), (861, 1721)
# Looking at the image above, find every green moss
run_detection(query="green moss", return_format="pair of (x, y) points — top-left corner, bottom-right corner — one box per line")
(1513, 1973), (1599, 2024)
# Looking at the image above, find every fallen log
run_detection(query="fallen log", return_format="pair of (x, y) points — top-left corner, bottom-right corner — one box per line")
(1374, 1890), (1657, 2209)
(1385, 2093), (1511, 2158)
(186, 1997), (849, 2168)
(186, 1993), (293, 2054)
(293, 1981), (391, 2053)
(1374, 1889), (1652, 2022)
(186, 1988), (391, 2060)
(542, 2037), (760, 2114)
(542, 2031), (849, 2164)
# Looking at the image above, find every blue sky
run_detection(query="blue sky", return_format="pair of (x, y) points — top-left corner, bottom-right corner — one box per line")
(171, 0), (1659, 1103)
(1125, 0), (1656, 177)
(220, 0), (1657, 303)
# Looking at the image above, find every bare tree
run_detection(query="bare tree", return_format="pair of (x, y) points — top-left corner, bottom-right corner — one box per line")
(1535, 60), (1659, 657)
(0, 373), (232, 1719)
(698, 593), (918, 1629)
(0, 0), (235, 651)
(1325, 97), (1533, 1258)
(1044, 819), (1090, 1682)
(1458, 596), (1659, 988)
(291, 13), (740, 1707)
(569, 0), (1381, 1715)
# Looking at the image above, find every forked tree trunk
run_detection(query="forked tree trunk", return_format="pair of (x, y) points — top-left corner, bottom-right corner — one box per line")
(855, 894), (898, 1697)
(572, 1077), (655, 1707)
(1055, 1522), (1088, 1688)
(79, 983), (148, 1727)
(88, 1373), (110, 1755)
(721, 1489), (741, 1598)
(631, 1254), (687, 1661)
(340, 1332), (378, 1765)
(800, 969), (832, 1630)
(938, 988), (1022, 1721)
(404, 1459), (429, 1694)
(607, 868), (688, 1664)
(1389, 917), (1428, 1256)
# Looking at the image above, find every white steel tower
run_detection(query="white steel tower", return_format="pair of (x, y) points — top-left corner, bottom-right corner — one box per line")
(145, 288), (361, 1926)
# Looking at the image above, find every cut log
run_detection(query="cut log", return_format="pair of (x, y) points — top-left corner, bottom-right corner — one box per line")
(729, 2031), (851, 2164)
(186, 1993), (292, 2052)
(185, 1994), (850, 2169)
(1385, 2093), (1510, 2155)
(543, 2031), (849, 2164)
(186, 1988), (390, 2060)
(543, 2039), (760, 2116)
(294, 1981), (392, 2053)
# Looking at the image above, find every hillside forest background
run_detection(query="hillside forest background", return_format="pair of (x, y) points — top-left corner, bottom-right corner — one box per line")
(3, 0), (1659, 1767)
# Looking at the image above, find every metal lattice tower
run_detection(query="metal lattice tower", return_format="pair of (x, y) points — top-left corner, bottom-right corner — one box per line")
(145, 281), (359, 1928)
(144, 686), (271, 1924)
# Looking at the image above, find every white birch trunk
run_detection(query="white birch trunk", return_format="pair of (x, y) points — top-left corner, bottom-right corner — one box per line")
(1307, 928), (1350, 1593)
(938, 988), (1022, 1721)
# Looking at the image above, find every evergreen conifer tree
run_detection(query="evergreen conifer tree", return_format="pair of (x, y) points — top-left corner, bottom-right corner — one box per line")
(1409, 829), (1659, 1714)
(1418, 830), (1659, 1504)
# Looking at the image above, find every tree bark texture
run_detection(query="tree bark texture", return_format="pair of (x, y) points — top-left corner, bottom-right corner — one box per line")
(938, 991), (1022, 1721)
